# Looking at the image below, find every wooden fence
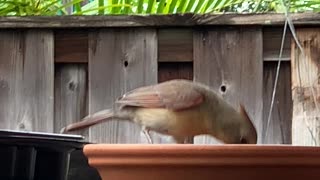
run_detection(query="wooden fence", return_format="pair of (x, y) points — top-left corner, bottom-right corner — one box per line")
(0, 14), (319, 145)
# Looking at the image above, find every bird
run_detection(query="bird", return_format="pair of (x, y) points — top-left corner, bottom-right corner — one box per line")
(60, 79), (257, 144)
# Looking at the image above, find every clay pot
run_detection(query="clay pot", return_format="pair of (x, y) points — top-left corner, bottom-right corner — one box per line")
(83, 144), (320, 180)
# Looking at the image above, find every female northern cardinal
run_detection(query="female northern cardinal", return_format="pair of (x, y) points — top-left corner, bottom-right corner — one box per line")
(61, 79), (257, 144)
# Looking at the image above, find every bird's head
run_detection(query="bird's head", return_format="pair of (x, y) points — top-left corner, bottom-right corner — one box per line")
(236, 104), (257, 144)
(215, 104), (258, 144)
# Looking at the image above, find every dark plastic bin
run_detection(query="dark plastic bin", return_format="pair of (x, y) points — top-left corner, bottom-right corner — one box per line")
(0, 129), (101, 180)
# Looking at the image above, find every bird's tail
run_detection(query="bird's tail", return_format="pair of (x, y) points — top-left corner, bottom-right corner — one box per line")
(60, 109), (115, 133)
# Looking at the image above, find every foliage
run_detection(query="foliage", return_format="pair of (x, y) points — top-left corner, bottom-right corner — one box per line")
(230, 0), (320, 13)
(79, 0), (320, 14)
(0, 0), (319, 16)
(0, 0), (85, 16)
(79, 0), (246, 15)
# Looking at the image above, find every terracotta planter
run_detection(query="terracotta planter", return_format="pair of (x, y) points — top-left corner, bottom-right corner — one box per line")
(83, 144), (320, 180)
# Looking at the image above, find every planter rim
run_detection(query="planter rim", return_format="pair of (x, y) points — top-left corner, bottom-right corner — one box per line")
(83, 144), (320, 167)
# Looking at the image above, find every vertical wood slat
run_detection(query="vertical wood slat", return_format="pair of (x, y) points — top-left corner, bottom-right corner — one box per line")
(54, 64), (88, 137)
(158, 62), (193, 83)
(54, 30), (88, 63)
(0, 30), (22, 129)
(0, 30), (54, 132)
(88, 28), (158, 143)
(263, 62), (292, 144)
(291, 28), (320, 146)
(158, 29), (193, 62)
(263, 27), (291, 61)
(24, 30), (54, 132)
(193, 27), (263, 144)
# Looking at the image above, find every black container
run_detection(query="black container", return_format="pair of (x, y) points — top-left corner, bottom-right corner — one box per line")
(0, 129), (101, 180)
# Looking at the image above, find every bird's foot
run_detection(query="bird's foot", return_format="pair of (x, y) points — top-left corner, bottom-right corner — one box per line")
(142, 126), (153, 144)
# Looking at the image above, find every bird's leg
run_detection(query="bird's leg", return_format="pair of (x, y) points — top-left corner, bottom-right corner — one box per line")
(142, 126), (153, 144)
(184, 136), (194, 144)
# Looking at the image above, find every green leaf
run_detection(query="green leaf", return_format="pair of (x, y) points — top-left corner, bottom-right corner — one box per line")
(41, 0), (60, 11)
(168, 0), (178, 13)
(123, 0), (130, 13)
(137, 0), (144, 13)
(17, 3), (25, 15)
(146, 0), (155, 13)
(193, 0), (206, 13)
(156, 0), (166, 13)
(201, 0), (219, 13)
(185, 0), (196, 12)
(75, 4), (130, 14)
(0, 5), (16, 16)
(74, 3), (82, 14)
(25, 5), (33, 15)
(98, 0), (104, 14)
(111, 0), (116, 13)
(215, 0), (229, 10)
(177, 0), (187, 13)
(163, 0), (172, 13)
(51, 0), (84, 15)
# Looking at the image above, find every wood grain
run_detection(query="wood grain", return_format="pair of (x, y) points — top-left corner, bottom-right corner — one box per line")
(0, 30), (23, 130)
(54, 30), (88, 63)
(158, 29), (193, 62)
(291, 28), (320, 146)
(23, 30), (54, 132)
(54, 64), (88, 137)
(88, 28), (158, 143)
(263, 27), (291, 61)
(0, 13), (319, 28)
(0, 30), (54, 132)
(263, 61), (292, 144)
(193, 27), (263, 144)
(158, 62), (193, 83)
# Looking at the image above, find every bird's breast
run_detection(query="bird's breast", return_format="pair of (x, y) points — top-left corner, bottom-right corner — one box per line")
(133, 107), (207, 136)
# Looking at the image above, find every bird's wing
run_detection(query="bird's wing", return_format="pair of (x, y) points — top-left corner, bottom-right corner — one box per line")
(116, 80), (204, 111)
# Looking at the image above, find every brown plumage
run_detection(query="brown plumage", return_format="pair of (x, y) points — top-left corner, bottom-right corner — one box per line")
(61, 79), (257, 144)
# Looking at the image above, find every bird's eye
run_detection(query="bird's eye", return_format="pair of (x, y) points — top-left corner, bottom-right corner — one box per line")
(240, 137), (247, 144)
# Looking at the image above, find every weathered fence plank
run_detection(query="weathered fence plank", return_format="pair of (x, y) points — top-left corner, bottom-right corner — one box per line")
(1, 13), (320, 28)
(158, 62), (193, 82)
(0, 31), (23, 129)
(291, 28), (320, 146)
(23, 30), (54, 132)
(54, 64), (88, 137)
(55, 30), (88, 63)
(263, 62), (292, 144)
(193, 27), (263, 144)
(52, 27), (293, 63)
(0, 30), (54, 132)
(158, 29), (193, 62)
(263, 27), (291, 61)
(88, 28), (158, 143)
